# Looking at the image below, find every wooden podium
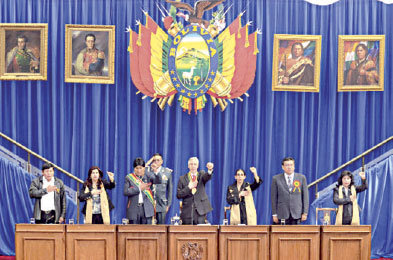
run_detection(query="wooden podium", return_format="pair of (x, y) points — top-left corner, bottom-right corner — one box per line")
(66, 224), (116, 260)
(270, 225), (320, 260)
(117, 225), (167, 260)
(168, 225), (218, 260)
(15, 224), (65, 260)
(321, 225), (371, 260)
(219, 225), (269, 260)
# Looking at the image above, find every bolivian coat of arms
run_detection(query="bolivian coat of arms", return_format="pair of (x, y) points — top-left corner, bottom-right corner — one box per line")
(127, 0), (260, 114)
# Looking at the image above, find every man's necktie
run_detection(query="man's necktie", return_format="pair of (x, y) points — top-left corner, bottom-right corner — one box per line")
(191, 174), (196, 195)
(287, 176), (292, 191)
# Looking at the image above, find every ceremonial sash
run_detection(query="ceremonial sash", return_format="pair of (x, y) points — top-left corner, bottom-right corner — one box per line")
(127, 173), (155, 207)
(188, 172), (198, 195)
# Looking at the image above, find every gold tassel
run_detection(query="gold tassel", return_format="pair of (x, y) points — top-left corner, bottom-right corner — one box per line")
(210, 96), (218, 107)
(237, 14), (242, 39)
(217, 98), (227, 111)
(159, 97), (169, 110)
(146, 14), (149, 28)
(127, 30), (133, 53)
(168, 94), (175, 106)
(253, 33), (259, 55)
(137, 22), (142, 46)
(157, 98), (163, 106)
(245, 24), (249, 47)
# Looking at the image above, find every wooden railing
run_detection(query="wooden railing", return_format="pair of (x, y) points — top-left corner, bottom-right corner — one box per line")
(308, 135), (393, 198)
(0, 131), (83, 222)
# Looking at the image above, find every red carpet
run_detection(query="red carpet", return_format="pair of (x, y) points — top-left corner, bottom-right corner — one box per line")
(0, 257), (15, 260)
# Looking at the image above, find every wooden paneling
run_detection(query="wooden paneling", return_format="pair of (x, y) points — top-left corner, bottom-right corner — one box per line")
(219, 225), (269, 260)
(66, 225), (116, 260)
(168, 225), (218, 260)
(117, 225), (167, 260)
(270, 225), (320, 260)
(321, 225), (371, 260)
(15, 224), (65, 260)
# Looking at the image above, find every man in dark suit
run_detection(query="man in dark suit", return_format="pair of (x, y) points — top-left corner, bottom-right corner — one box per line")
(146, 153), (173, 224)
(177, 157), (214, 225)
(124, 157), (162, 224)
(271, 157), (309, 225)
(29, 163), (66, 224)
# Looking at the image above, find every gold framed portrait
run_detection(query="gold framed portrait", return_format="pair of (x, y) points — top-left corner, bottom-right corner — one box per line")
(65, 24), (115, 84)
(337, 35), (385, 92)
(0, 23), (48, 81)
(272, 34), (322, 92)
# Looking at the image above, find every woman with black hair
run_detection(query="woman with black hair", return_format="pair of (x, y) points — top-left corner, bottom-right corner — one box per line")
(333, 170), (367, 225)
(79, 166), (115, 224)
(226, 167), (262, 225)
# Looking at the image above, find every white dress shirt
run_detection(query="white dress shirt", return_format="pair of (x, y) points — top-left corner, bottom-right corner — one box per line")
(41, 177), (55, 211)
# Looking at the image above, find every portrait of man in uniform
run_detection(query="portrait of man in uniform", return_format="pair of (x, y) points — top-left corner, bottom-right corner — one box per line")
(0, 23), (48, 80)
(65, 25), (115, 84)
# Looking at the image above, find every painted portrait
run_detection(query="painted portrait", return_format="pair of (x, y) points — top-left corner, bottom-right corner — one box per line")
(0, 23), (48, 80)
(65, 25), (115, 84)
(272, 34), (322, 92)
(338, 35), (385, 91)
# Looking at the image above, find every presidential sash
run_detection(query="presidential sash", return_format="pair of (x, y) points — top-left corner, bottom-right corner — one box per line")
(127, 173), (155, 207)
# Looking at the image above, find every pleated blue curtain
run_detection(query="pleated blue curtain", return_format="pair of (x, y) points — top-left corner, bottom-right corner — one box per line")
(0, 155), (77, 255)
(310, 154), (393, 258)
(0, 0), (392, 252)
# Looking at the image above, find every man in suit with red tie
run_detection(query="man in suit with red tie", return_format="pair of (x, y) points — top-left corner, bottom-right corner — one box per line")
(176, 157), (214, 225)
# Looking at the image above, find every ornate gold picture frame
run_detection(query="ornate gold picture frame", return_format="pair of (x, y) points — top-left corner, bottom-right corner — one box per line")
(65, 24), (115, 84)
(337, 35), (385, 92)
(272, 34), (322, 92)
(0, 23), (48, 81)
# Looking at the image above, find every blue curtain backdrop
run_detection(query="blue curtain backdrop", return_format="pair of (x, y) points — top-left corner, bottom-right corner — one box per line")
(1, 0), (393, 256)
(310, 153), (393, 259)
(0, 155), (77, 255)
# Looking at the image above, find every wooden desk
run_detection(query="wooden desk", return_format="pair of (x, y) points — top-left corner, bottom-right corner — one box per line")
(168, 225), (218, 260)
(321, 225), (371, 260)
(219, 225), (269, 260)
(270, 225), (320, 260)
(15, 224), (65, 260)
(117, 225), (167, 260)
(66, 224), (116, 260)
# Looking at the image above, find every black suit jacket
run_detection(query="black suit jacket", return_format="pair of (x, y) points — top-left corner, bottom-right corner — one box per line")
(176, 170), (213, 220)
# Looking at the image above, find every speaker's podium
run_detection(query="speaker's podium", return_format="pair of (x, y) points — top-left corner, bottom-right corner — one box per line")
(168, 225), (218, 260)
(66, 224), (116, 260)
(270, 225), (320, 260)
(321, 225), (371, 260)
(15, 224), (65, 260)
(117, 224), (167, 260)
(219, 225), (269, 260)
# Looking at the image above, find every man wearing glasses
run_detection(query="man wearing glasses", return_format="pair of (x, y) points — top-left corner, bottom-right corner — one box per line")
(271, 157), (309, 225)
(146, 153), (173, 224)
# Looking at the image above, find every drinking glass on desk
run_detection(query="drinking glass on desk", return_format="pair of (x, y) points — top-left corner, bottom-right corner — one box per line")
(222, 219), (229, 226)
(122, 218), (129, 225)
(68, 219), (74, 224)
(280, 219), (286, 225)
(30, 218), (35, 224)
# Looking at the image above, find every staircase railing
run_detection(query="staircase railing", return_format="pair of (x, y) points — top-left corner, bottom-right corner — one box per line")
(308, 135), (393, 198)
(0, 131), (83, 223)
